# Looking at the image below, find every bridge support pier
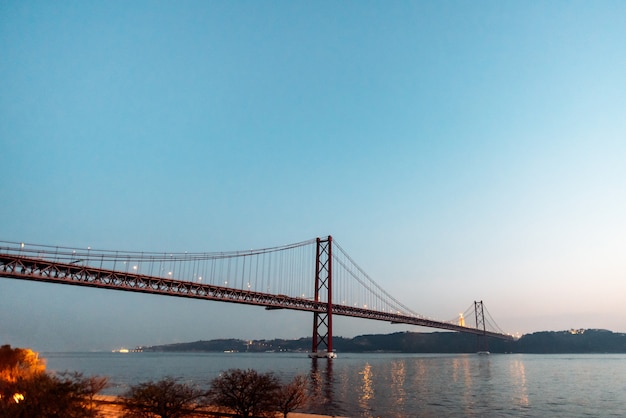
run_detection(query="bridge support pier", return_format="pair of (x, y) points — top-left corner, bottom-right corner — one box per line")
(311, 236), (333, 357)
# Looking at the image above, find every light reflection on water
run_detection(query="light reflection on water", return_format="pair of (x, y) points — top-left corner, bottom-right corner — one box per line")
(391, 360), (406, 412)
(358, 362), (373, 414)
(45, 352), (626, 417)
(510, 359), (529, 408)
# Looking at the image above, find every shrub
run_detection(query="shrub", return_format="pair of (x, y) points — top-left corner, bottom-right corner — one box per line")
(0, 344), (46, 383)
(274, 375), (308, 418)
(208, 368), (280, 417)
(1, 369), (108, 418)
(121, 376), (206, 418)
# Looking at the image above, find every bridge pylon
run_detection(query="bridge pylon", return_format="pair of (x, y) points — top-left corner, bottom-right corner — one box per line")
(311, 236), (334, 358)
(474, 300), (489, 353)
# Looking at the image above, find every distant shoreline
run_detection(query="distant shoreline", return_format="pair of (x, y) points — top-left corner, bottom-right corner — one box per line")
(138, 329), (626, 354)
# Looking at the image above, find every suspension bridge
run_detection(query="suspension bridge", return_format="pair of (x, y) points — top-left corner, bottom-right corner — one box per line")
(0, 236), (514, 357)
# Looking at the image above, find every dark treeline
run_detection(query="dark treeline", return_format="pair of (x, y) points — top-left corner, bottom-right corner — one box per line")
(145, 329), (626, 354)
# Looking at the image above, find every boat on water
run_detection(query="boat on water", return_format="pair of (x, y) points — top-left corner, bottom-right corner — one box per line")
(308, 350), (337, 359)
(477, 351), (490, 355)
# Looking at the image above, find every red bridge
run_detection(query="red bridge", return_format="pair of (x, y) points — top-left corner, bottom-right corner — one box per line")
(0, 236), (514, 356)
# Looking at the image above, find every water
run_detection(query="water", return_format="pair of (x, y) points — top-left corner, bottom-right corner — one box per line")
(44, 352), (626, 417)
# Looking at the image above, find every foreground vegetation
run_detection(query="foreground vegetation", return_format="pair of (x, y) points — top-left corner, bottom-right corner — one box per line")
(0, 345), (108, 417)
(1, 345), (308, 417)
(118, 370), (307, 418)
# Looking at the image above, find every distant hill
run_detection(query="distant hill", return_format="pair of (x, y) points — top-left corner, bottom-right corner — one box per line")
(514, 329), (626, 353)
(144, 329), (626, 354)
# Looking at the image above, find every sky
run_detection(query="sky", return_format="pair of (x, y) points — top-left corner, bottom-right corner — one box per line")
(1, 1), (625, 352)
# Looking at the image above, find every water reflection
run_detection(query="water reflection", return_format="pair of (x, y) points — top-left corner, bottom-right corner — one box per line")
(358, 362), (374, 411)
(304, 353), (596, 416)
(452, 355), (474, 415)
(452, 355), (472, 384)
(510, 358), (529, 407)
(474, 355), (495, 414)
(309, 358), (345, 416)
(390, 360), (406, 408)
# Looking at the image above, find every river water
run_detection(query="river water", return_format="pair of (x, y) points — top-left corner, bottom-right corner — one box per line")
(44, 352), (626, 417)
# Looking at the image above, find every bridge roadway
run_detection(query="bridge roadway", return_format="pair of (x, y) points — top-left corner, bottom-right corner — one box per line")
(0, 254), (514, 341)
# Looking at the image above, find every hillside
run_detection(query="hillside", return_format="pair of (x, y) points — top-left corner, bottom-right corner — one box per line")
(144, 329), (626, 354)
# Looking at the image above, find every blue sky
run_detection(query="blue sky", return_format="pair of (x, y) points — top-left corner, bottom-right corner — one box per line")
(1, 1), (625, 351)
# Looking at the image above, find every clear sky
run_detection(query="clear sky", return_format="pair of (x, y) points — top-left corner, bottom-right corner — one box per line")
(1, 1), (625, 352)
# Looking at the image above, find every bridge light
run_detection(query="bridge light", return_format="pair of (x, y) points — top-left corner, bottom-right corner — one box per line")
(198, 276), (202, 282)
(133, 265), (137, 271)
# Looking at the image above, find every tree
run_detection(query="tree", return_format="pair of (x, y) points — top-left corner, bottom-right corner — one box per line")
(274, 375), (308, 418)
(81, 373), (110, 416)
(1, 345), (47, 416)
(0, 344), (46, 383)
(121, 376), (205, 418)
(1, 346), (108, 418)
(208, 368), (280, 417)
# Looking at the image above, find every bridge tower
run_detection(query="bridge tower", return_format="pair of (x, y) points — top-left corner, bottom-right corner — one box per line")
(311, 236), (333, 357)
(474, 300), (489, 353)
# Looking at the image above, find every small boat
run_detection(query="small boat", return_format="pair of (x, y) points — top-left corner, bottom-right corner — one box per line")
(308, 350), (337, 359)
(477, 351), (490, 355)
